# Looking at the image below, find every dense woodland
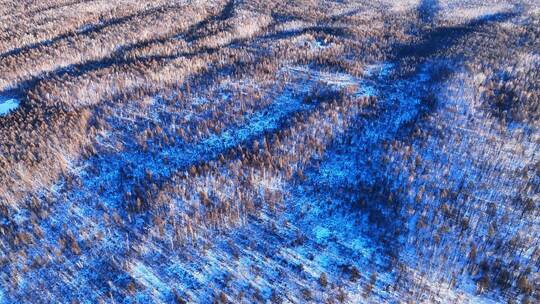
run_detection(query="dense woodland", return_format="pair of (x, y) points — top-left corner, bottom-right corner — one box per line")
(0, 0), (539, 303)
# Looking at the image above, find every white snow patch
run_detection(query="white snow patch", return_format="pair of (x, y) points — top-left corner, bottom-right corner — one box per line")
(284, 65), (381, 96)
(364, 62), (394, 78)
(313, 225), (330, 243)
(286, 66), (358, 87)
(130, 261), (171, 296)
(275, 20), (312, 32)
(0, 97), (19, 116)
(350, 238), (374, 258)
(295, 35), (332, 50)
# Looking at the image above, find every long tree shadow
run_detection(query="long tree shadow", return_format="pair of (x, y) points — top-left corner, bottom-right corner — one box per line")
(3, 34), (260, 109)
(112, 0), (237, 59)
(183, 0), (236, 43)
(0, 0), (242, 106)
(2, 3), (519, 130)
(2, 0), (354, 106)
(0, 55), (349, 299)
(346, 5), (523, 277)
(1, 5), (300, 111)
(417, 0), (441, 25)
(0, 3), (521, 151)
(0, 36), (337, 222)
(392, 10), (520, 78)
(88, 57), (342, 191)
(1, 4), (520, 127)
(0, 3), (179, 60)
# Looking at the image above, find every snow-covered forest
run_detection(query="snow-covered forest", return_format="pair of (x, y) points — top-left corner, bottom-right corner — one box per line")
(0, 0), (539, 303)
